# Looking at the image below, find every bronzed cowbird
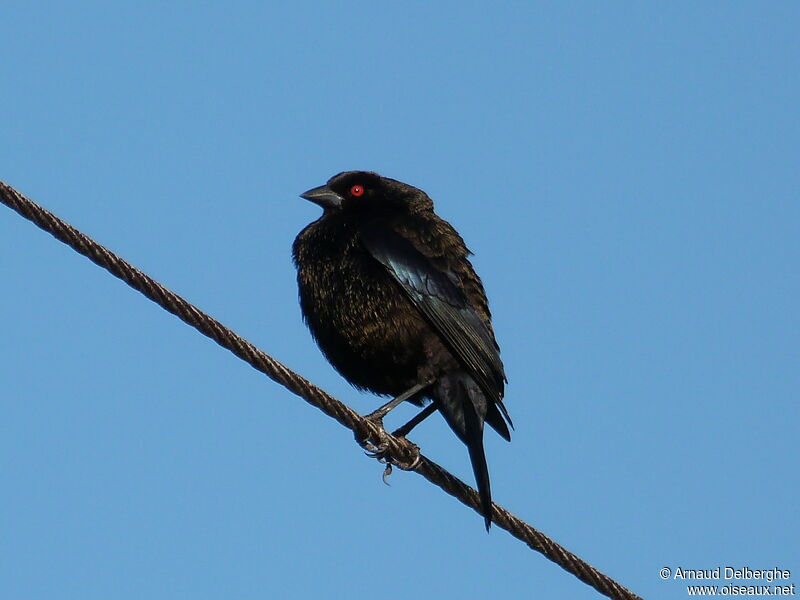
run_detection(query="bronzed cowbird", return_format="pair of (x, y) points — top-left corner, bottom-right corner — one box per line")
(292, 171), (511, 529)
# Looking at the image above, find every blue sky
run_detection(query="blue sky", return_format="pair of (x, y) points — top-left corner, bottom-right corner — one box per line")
(1, 2), (797, 599)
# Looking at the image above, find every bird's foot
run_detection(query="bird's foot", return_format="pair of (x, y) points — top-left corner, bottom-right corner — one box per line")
(356, 415), (422, 485)
(358, 413), (392, 460)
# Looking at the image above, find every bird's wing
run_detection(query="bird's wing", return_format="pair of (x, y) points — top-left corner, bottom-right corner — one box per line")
(360, 225), (508, 415)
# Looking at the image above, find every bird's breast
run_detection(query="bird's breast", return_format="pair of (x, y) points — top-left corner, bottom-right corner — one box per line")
(293, 223), (430, 395)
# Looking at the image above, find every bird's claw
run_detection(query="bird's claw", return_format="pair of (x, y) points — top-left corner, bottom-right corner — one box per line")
(356, 415), (421, 484)
(381, 463), (393, 484)
(365, 443), (395, 486)
(357, 414), (390, 455)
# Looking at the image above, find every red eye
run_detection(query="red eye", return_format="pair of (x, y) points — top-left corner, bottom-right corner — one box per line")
(350, 184), (364, 197)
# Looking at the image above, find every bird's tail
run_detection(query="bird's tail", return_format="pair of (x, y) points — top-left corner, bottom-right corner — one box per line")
(434, 372), (493, 530)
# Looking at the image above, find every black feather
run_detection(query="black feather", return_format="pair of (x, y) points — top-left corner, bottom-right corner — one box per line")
(292, 171), (512, 528)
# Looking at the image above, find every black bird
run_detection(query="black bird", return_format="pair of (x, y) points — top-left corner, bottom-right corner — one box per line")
(292, 171), (511, 529)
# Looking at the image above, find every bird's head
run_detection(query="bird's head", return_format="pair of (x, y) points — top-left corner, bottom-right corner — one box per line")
(300, 171), (432, 215)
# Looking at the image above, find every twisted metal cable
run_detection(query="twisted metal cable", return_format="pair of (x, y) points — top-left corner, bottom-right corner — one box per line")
(1, 181), (644, 600)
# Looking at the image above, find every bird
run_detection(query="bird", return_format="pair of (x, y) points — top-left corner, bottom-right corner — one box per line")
(292, 171), (511, 529)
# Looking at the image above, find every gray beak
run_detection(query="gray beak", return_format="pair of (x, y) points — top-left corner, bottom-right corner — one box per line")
(300, 184), (344, 210)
